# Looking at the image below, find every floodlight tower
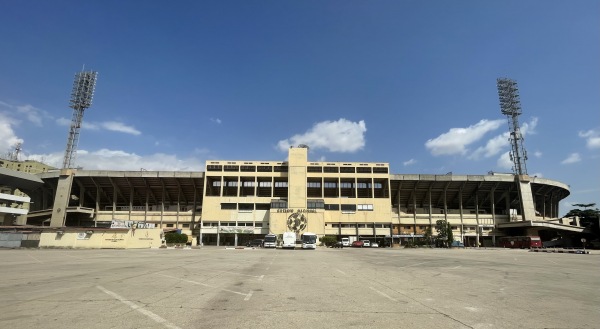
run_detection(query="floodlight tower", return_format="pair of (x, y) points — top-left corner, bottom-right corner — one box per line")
(497, 78), (528, 176)
(62, 69), (98, 169)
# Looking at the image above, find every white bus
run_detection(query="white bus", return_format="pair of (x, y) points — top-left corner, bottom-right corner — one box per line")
(301, 232), (317, 250)
(263, 234), (277, 248)
(282, 232), (296, 249)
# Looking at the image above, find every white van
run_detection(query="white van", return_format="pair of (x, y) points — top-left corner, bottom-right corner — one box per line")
(341, 237), (350, 247)
(362, 240), (371, 247)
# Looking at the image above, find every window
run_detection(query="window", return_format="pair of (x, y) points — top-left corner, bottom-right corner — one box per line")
(255, 203), (270, 210)
(340, 167), (355, 173)
(324, 182), (337, 188)
(166, 224), (174, 228)
(372, 167), (388, 173)
(274, 166), (288, 172)
(356, 167), (372, 173)
(419, 226), (427, 230)
(203, 222), (218, 227)
(227, 181), (238, 187)
(331, 223), (340, 228)
(239, 203), (254, 212)
(257, 166), (272, 172)
(259, 181), (272, 187)
(404, 226), (412, 230)
(242, 181), (255, 187)
(307, 182), (321, 188)
(341, 204), (356, 213)
(323, 167), (339, 173)
(224, 165), (239, 172)
(373, 183), (382, 188)
(212, 181), (221, 187)
(357, 204), (373, 211)
(340, 182), (352, 188)
(356, 183), (370, 189)
(307, 166), (322, 172)
(207, 165), (222, 171)
(307, 199), (324, 209)
(274, 181), (288, 187)
(255, 223), (263, 228)
(182, 224), (189, 228)
(324, 204), (339, 211)
(221, 203), (236, 210)
(240, 166), (256, 172)
(270, 200), (288, 209)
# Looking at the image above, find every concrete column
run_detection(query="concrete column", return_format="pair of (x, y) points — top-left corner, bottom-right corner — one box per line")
(516, 175), (536, 221)
(49, 169), (75, 227)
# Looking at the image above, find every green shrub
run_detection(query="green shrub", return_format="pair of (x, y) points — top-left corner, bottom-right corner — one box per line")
(320, 235), (338, 247)
(165, 233), (188, 244)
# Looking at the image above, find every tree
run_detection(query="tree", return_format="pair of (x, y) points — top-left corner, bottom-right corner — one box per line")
(435, 219), (451, 248)
(565, 204), (600, 238)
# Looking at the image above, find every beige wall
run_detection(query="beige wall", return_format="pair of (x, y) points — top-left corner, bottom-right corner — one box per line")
(39, 228), (162, 249)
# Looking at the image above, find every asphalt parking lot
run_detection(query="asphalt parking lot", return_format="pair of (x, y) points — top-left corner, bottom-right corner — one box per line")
(1, 247), (598, 329)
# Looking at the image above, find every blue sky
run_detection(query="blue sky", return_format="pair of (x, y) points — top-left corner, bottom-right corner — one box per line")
(0, 1), (598, 215)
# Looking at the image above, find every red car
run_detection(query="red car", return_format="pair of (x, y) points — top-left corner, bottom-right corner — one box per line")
(351, 241), (364, 248)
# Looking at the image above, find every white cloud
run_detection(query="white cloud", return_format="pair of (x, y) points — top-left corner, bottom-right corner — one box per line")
(277, 118), (367, 153)
(56, 118), (139, 135)
(403, 158), (417, 166)
(17, 104), (45, 126)
(497, 151), (512, 170)
(579, 129), (600, 149)
(425, 119), (504, 156)
(210, 118), (222, 124)
(28, 149), (205, 171)
(533, 151), (542, 158)
(101, 121), (141, 135)
(0, 112), (24, 154)
(561, 153), (581, 165)
(469, 117), (538, 160)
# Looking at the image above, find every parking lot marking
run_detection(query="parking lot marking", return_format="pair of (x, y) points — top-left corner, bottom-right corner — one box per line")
(400, 261), (428, 268)
(259, 275), (265, 281)
(27, 254), (43, 264)
(336, 269), (347, 275)
(158, 274), (250, 299)
(244, 291), (253, 301)
(97, 286), (182, 329)
(369, 286), (397, 302)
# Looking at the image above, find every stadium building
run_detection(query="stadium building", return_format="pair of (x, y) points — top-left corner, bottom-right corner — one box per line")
(18, 145), (582, 248)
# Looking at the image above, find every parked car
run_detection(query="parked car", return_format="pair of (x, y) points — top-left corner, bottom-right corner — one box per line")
(332, 241), (344, 248)
(451, 241), (465, 248)
(371, 242), (379, 248)
(362, 240), (371, 247)
(351, 240), (364, 248)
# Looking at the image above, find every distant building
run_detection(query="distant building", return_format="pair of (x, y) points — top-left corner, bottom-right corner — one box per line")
(0, 159), (53, 225)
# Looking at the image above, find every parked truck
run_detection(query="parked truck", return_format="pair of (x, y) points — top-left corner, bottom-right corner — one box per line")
(282, 232), (296, 249)
(263, 234), (277, 248)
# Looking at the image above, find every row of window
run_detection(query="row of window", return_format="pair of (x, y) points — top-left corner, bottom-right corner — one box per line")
(214, 181), (383, 189)
(398, 225), (490, 231)
(213, 181), (288, 187)
(307, 182), (383, 189)
(330, 223), (391, 228)
(202, 222), (264, 227)
(219, 201), (374, 212)
(207, 165), (388, 174)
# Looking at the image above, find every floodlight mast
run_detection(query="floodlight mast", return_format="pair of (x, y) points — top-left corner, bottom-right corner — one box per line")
(497, 78), (528, 176)
(62, 70), (98, 169)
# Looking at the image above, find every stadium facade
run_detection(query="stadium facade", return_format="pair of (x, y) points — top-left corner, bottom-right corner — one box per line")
(18, 146), (580, 248)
